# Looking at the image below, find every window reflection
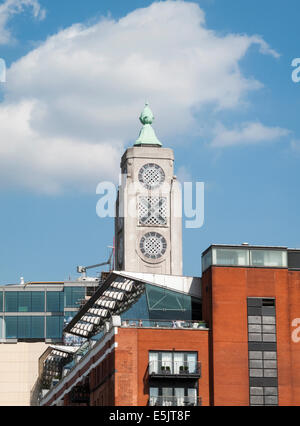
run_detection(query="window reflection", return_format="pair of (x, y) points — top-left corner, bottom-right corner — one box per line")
(149, 386), (198, 406)
(149, 351), (198, 375)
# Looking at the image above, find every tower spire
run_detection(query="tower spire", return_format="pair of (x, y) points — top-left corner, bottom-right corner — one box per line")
(134, 103), (162, 147)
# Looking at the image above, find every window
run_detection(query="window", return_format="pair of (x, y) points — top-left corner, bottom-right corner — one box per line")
(121, 293), (150, 322)
(161, 352), (173, 373)
(214, 248), (249, 267)
(202, 247), (288, 271)
(247, 298), (278, 406)
(202, 250), (212, 272)
(18, 317), (31, 338)
(64, 287), (86, 308)
(149, 352), (159, 374)
(32, 292), (45, 312)
(0, 292), (3, 312)
(250, 250), (287, 268)
(149, 386), (198, 406)
(3, 316), (45, 340)
(46, 316), (63, 339)
(46, 292), (64, 312)
(146, 285), (192, 320)
(18, 292), (31, 312)
(5, 317), (18, 339)
(4, 291), (45, 313)
(5, 292), (18, 312)
(149, 351), (199, 376)
(0, 317), (3, 339)
(32, 317), (45, 339)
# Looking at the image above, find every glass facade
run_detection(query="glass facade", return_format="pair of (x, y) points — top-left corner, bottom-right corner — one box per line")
(46, 292), (64, 313)
(0, 285), (88, 341)
(202, 247), (288, 272)
(5, 293), (18, 312)
(32, 292), (45, 312)
(65, 287), (85, 308)
(4, 291), (45, 313)
(5, 317), (18, 339)
(46, 317), (64, 339)
(121, 284), (200, 322)
(32, 317), (45, 338)
(4, 316), (45, 339)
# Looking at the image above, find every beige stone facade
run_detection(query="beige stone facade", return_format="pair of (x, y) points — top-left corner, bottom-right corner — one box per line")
(0, 342), (48, 406)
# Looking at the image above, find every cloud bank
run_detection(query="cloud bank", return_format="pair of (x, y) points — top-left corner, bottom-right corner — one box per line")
(0, 0), (45, 45)
(0, 1), (286, 193)
(211, 122), (290, 148)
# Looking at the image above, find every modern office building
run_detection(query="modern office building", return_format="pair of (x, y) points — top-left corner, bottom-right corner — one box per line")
(0, 279), (100, 406)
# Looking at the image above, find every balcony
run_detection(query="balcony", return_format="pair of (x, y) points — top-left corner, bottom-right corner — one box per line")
(149, 361), (201, 379)
(149, 396), (201, 407)
(121, 319), (208, 330)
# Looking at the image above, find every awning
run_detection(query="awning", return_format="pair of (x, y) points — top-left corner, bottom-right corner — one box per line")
(63, 272), (145, 339)
(41, 345), (78, 388)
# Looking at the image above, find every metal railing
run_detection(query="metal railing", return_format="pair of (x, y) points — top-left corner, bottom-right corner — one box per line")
(149, 361), (201, 377)
(121, 319), (207, 329)
(149, 396), (201, 407)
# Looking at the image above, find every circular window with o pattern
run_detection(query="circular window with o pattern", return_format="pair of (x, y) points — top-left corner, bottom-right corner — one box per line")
(139, 232), (167, 260)
(138, 163), (165, 190)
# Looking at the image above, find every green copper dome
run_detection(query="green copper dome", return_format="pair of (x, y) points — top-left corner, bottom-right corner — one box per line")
(135, 103), (162, 147)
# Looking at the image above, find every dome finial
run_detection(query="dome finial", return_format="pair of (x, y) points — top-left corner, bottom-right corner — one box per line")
(135, 102), (162, 147)
(139, 102), (154, 125)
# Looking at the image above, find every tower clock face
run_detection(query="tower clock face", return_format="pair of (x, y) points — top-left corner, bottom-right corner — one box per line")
(138, 163), (165, 190)
(139, 232), (167, 260)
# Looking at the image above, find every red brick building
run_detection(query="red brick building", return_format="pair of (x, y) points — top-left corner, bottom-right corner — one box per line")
(39, 245), (300, 407)
(202, 244), (300, 406)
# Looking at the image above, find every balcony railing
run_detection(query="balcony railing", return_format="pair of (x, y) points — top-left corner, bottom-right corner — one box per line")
(149, 361), (201, 378)
(149, 396), (201, 407)
(121, 319), (208, 329)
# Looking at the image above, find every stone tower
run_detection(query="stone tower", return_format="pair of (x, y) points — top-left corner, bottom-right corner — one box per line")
(115, 104), (182, 276)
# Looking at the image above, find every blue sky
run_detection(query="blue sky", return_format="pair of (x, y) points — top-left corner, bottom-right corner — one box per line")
(0, 0), (299, 284)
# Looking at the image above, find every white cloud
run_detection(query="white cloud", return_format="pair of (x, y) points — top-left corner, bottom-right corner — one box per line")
(211, 121), (290, 148)
(0, 0), (45, 45)
(0, 1), (282, 193)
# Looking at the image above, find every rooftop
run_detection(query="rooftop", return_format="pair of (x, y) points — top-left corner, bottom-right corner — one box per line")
(202, 244), (300, 272)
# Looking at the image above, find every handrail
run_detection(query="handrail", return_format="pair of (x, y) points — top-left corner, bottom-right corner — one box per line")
(121, 319), (207, 329)
(149, 396), (201, 407)
(149, 360), (201, 376)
